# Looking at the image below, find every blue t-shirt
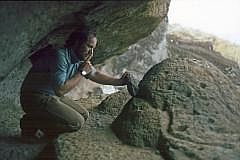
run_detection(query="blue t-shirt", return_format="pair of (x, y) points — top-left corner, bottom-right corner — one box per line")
(21, 47), (84, 95)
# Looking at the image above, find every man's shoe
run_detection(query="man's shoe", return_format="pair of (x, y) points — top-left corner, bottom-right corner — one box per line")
(21, 128), (48, 143)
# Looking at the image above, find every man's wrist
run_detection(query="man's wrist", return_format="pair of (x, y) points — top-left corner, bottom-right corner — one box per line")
(117, 78), (126, 86)
(75, 71), (83, 78)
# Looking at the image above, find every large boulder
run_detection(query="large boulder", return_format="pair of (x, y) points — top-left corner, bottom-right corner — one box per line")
(97, 89), (131, 117)
(112, 57), (240, 160)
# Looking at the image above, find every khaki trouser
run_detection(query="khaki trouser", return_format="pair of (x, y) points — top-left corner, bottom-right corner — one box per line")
(20, 92), (89, 136)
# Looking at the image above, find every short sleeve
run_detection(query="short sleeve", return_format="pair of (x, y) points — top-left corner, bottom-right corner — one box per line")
(51, 49), (68, 88)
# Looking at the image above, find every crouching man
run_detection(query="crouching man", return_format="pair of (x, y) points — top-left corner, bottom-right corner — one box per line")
(20, 26), (130, 141)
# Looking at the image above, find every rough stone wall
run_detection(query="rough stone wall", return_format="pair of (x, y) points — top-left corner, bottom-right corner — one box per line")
(100, 18), (168, 80)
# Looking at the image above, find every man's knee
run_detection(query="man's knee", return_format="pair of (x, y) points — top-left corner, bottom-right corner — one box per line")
(66, 114), (85, 132)
(59, 96), (89, 121)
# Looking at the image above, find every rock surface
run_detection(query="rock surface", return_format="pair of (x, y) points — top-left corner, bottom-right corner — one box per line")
(97, 89), (131, 117)
(167, 33), (240, 86)
(112, 39), (240, 159)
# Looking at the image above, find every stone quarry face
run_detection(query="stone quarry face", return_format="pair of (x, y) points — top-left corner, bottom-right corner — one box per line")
(112, 57), (240, 160)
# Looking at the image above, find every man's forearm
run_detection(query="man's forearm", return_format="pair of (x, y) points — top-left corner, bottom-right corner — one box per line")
(55, 72), (82, 96)
(89, 71), (123, 86)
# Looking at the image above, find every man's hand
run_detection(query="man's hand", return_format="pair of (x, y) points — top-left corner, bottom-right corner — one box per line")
(120, 72), (131, 85)
(79, 61), (93, 76)
(78, 49), (94, 75)
(122, 72), (139, 97)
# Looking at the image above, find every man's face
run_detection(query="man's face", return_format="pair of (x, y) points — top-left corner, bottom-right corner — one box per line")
(75, 36), (97, 61)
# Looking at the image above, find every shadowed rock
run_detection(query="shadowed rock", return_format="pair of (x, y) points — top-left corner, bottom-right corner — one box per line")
(97, 89), (131, 117)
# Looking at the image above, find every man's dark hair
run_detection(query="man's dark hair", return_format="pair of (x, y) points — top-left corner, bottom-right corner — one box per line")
(65, 25), (96, 47)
